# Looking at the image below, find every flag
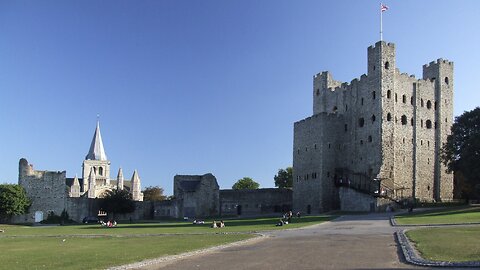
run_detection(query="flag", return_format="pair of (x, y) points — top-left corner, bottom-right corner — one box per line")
(381, 4), (389, 12)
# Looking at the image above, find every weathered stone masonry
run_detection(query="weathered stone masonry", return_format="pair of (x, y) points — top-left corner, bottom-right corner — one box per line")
(293, 41), (454, 214)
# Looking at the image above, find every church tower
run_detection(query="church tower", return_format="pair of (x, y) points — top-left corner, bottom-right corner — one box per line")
(82, 121), (111, 193)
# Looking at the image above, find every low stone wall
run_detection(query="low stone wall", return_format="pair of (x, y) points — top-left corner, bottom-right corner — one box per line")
(339, 187), (376, 212)
(220, 188), (292, 216)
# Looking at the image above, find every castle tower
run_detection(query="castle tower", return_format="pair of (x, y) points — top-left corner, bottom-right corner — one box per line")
(117, 168), (124, 190)
(82, 121), (111, 192)
(130, 170), (143, 201)
(87, 168), (96, 198)
(69, 175), (81, 197)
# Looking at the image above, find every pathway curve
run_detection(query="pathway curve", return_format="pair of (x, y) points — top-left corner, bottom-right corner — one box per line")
(136, 212), (421, 270)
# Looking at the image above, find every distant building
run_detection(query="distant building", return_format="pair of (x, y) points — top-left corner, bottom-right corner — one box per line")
(17, 121), (143, 223)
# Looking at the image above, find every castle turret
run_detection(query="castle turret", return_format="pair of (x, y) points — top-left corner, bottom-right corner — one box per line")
(130, 170), (143, 201)
(18, 158), (33, 185)
(117, 168), (124, 190)
(69, 175), (81, 197)
(87, 168), (96, 198)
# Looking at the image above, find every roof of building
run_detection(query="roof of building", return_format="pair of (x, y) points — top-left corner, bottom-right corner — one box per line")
(85, 121), (108, 161)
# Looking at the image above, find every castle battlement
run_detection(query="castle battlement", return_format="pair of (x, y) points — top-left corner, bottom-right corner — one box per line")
(423, 58), (453, 69)
(367, 41), (395, 51)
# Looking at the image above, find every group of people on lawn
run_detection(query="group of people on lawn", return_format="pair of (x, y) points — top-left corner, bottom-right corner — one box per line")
(276, 210), (301, 226)
(100, 220), (117, 228)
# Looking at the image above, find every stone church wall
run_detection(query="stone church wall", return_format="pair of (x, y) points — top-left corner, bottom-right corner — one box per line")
(220, 188), (292, 216)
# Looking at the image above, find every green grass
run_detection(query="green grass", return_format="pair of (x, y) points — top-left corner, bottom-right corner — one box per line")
(0, 215), (333, 269)
(0, 215), (333, 236)
(406, 226), (480, 262)
(395, 206), (480, 225)
(0, 234), (251, 270)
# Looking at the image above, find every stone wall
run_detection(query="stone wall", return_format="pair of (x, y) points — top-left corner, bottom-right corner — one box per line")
(174, 174), (220, 218)
(220, 188), (292, 216)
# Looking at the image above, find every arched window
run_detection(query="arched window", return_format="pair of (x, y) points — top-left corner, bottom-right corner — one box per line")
(371, 114), (376, 123)
(421, 99), (424, 107)
(401, 115), (407, 125)
(387, 90), (391, 99)
(402, 95), (406, 103)
(359, 118), (365, 127)
(372, 91), (376, 99)
(410, 96), (414, 105)
(361, 98), (364, 105)
(445, 77), (449, 85)
(333, 106), (338, 112)
(387, 113), (392, 121)
(368, 135), (372, 142)
(426, 120), (432, 129)
(385, 61), (390, 69)
(98, 167), (103, 176)
(316, 89), (320, 96)
(427, 100), (432, 109)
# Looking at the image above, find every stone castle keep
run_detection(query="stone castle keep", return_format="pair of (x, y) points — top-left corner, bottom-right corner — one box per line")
(293, 41), (454, 213)
(13, 40), (455, 222)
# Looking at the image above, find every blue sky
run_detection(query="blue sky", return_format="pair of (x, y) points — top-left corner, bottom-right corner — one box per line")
(1, 1), (479, 195)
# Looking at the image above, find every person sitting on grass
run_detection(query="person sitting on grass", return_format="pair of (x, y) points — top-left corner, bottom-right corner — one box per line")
(211, 221), (218, 228)
(276, 219), (284, 226)
(219, 220), (225, 228)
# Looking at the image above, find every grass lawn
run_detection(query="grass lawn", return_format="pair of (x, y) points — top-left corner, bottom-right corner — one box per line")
(395, 206), (480, 225)
(406, 226), (480, 262)
(0, 215), (333, 269)
(0, 234), (251, 270)
(0, 215), (333, 236)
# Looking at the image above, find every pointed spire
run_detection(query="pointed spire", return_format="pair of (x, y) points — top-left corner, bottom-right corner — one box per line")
(117, 168), (124, 190)
(85, 121), (108, 161)
(73, 174), (80, 186)
(131, 170), (140, 183)
(130, 170), (143, 201)
(88, 167), (96, 198)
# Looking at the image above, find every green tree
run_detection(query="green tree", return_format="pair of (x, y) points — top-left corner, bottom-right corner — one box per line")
(274, 167), (293, 188)
(142, 186), (167, 201)
(0, 184), (31, 220)
(100, 189), (135, 218)
(232, 177), (259, 190)
(441, 107), (480, 199)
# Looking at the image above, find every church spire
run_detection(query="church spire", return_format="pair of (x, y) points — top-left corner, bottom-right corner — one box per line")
(85, 120), (108, 161)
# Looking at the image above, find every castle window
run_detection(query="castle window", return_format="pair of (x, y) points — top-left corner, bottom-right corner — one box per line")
(421, 119), (423, 128)
(434, 101), (437, 110)
(445, 77), (449, 85)
(373, 65), (376, 70)
(421, 99), (424, 107)
(360, 140), (364, 145)
(344, 124), (348, 132)
(385, 61), (390, 69)
(361, 98), (364, 105)
(403, 138), (405, 143)
(372, 91), (376, 99)
(445, 117), (448, 123)
(305, 147), (308, 152)
(327, 172), (330, 177)
(427, 141), (430, 147)
(345, 104), (348, 111)
(421, 140), (423, 145)
(333, 106), (338, 113)
(402, 95), (406, 103)
(411, 118), (414, 126)
(427, 100), (432, 109)
(411, 96), (414, 105)
(98, 167), (103, 176)
(297, 149), (300, 154)
(434, 121), (438, 129)
(387, 90), (391, 99)
(316, 89), (320, 96)
(328, 143), (331, 149)
(314, 144), (317, 150)
(401, 115), (407, 125)
(387, 113), (392, 121)
(395, 116), (398, 124)
(395, 93), (398, 102)
(371, 114), (376, 123)
(358, 118), (365, 127)
(426, 120), (432, 129)
(368, 136), (372, 142)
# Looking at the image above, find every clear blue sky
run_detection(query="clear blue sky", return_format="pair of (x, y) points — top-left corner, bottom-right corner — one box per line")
(1, 1), (479, 195)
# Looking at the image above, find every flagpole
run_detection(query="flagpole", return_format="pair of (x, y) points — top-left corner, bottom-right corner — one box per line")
(380, 3), (383, 41)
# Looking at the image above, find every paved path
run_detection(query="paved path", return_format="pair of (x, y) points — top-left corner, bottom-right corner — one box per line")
(138, 212), (421, 270)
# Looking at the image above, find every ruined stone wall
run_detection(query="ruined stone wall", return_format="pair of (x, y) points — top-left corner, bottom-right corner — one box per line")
(220, 188), (292, 216)
(174, 174), (220, 218)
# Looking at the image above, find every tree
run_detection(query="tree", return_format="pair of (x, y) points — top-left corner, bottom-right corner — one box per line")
(100, 189), (135, 218)
(274, 167), (293, 188)
(232, 177), (259, 190)
(441, 107), (480, 199)
(143, 186), (167, 201)
(0, 184), (31, 221)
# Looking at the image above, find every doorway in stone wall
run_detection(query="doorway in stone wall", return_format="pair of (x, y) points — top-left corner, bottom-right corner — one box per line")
(307, 205), (311, 215)
(34, 211), (43, 222)
(237, 205), (242, 215)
